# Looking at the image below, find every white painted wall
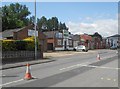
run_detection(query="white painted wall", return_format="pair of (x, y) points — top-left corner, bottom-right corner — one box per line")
(108, 37), (118, 47)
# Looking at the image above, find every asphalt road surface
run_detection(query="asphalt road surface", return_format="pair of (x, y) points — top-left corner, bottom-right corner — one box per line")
(1, 49), (119, 88)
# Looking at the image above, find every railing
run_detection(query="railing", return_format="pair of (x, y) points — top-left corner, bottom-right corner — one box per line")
(2, 51), (43, 64)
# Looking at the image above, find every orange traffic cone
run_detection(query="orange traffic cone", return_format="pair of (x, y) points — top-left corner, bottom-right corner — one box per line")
(24, 63), (33, 80)
(97, 53), (100, 60)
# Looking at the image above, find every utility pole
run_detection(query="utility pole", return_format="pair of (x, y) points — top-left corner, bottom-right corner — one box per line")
(53, 20), (55, 51)
(34, 0), (37, 60)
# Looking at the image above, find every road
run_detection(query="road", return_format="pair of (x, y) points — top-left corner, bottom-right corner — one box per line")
(1, 49), (119, 88)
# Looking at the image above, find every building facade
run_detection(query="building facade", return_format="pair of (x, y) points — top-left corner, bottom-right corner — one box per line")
(73, 34), (81, 48)
(106, 34), (120, 48)
(80, 34), (92, 49)
(44, 30), (74, 51)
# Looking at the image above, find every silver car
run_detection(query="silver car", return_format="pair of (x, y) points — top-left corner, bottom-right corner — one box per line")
(74, 45), (88, 52)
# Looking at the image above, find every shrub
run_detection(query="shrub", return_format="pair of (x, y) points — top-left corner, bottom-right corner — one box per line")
(2, 36), (40, 51)
(23, 36), (40, 51)
(2, 40), (17, 51)
(15, 40), (27, 50)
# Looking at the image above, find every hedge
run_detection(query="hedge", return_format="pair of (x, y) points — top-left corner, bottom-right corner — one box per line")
(2, 36), (40, 51)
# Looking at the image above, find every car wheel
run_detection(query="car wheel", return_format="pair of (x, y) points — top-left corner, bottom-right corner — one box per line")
(73, 48), (76, 51)
(82, 49), (85, 52)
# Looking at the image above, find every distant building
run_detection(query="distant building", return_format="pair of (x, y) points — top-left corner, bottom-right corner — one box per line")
(63, 30), (73, 50)
(106, 34), (120, 48)
(80, 34), (92, 49)
(72, 32), (107, 50)
(73, 34), (81, 47)
(102, 38), (107, 49)
(90, 32), (103, 49)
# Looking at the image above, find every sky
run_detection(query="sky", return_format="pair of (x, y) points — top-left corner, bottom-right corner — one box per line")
(2, 2), (118, 37)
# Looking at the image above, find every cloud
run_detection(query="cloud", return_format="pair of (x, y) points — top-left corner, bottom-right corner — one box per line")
(80, 23), (97, 29)
(66, 19), (118, 37)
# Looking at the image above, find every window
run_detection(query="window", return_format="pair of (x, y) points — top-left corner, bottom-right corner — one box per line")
(57, 39), (62, 46)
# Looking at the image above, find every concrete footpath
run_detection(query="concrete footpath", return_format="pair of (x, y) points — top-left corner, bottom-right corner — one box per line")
(1, 59), (55, 70)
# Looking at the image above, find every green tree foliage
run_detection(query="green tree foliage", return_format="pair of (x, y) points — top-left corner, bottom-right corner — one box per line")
(37, 16), (47, 31)
(2, 3), (68, 32)
(29, 16), (35, 24)
(59, 22), (68, 30)
(51, 17), (59, 30)
(2, 3), (31, 31)
(37, 16), (68, 32)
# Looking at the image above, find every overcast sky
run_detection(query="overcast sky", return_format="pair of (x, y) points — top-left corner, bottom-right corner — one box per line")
(2, 2), (118, 37)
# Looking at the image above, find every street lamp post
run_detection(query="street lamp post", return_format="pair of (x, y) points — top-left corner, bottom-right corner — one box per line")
(53, 27), (55, 51)
(53, 20), (55, 51)
(34, 0), (37, 60)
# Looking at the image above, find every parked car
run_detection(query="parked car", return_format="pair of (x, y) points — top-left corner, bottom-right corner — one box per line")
(73, 45), (88, 52)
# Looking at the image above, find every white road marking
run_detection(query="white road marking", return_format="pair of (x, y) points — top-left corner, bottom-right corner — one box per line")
(100, 77), (117, 82)
(82, 65), (120, 70)
(0, 79), (24, 87)
(59, 62), (90, 70)
(107, 78), (111, 81)
(2, 75), (6, 77)
(113, 79), (116, 82)
(32, 76), (37, 79)
(60, 62), (119, 71)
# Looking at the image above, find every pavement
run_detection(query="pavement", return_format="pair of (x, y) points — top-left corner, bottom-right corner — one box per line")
(43, 50), (96, 58)
(1, 59), (55, 70)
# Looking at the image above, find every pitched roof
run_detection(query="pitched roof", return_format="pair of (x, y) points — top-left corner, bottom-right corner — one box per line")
(80, 34), (92, 41)
(2, 28), (24, 38)
(73, 35), (80, 41)
(107, 34), (120, 38)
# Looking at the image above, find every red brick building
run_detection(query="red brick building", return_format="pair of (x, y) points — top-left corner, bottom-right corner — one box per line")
(90, 32), (103, 49)
(44, 30), (74, 51)
(80, 34), (92, 49)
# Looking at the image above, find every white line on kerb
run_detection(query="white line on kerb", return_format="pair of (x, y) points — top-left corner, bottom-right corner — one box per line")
(0, 79), (24, 87)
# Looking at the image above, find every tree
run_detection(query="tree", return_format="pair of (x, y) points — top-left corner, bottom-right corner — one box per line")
(51, 17), (59, 30)
(58, 22), (68, 31)
(37, 16), (47, 32)
(47, 18), (53, 31)
(37, 16), (68, 32)
(62, 23), (68, 30)
(2, 3), (31, 31)
(28, 16), (35, 24)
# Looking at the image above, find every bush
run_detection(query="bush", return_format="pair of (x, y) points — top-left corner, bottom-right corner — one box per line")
(15, 40), (27, 50)
(2, 36), (40, 51)
(23, 36), (40, 51)
(2, 40), (17, 51)
(25, 41), (35, 51)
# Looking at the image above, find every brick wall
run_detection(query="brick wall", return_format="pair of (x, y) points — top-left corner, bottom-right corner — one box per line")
(13, 25), (33, 40)
(13, 25), (47, 52)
